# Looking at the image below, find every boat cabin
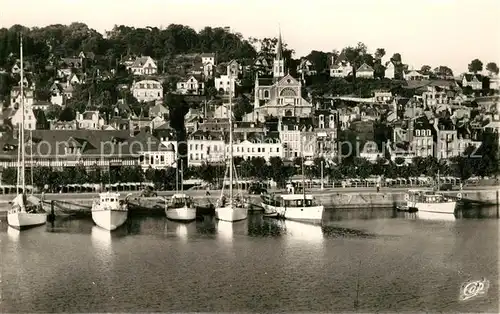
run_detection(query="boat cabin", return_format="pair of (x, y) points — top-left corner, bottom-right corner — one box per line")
(407, 189), (447, 203)
(265, 193), (319, 208)
(169, 193), (193, 208)
(98, 192), (122, 205)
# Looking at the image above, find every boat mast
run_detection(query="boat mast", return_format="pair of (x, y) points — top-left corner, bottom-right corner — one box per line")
(175, 158), (179, 193)
(181, 158), (184, 193)
(301, 134), (305, 198)
(20, 34), (26, 194)
(30, 128), (33, 195)
(228, 73), (233, 204)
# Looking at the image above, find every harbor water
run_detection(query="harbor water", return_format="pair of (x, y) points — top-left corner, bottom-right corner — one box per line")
(1, 206), (498, 312)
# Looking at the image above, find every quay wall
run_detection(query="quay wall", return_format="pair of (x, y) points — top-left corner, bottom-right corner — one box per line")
(0, 189), (497, 215)
(44, 189), (500, 212)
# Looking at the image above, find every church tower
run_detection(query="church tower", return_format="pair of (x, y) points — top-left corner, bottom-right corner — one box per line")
(273, 29), (285, 79)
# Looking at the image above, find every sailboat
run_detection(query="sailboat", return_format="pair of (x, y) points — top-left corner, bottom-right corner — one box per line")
(215, 73), (248, 222)
(166, 159), (196, 221)
(7, 35), (47, 230)
(261, 135), (324, 223)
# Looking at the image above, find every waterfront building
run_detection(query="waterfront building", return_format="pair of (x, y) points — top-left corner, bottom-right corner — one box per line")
(0, 130), (169, 170)
(187, 130), (225, 166)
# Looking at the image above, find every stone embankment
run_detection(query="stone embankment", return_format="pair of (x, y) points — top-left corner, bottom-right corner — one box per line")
(0, 188), (497, 216)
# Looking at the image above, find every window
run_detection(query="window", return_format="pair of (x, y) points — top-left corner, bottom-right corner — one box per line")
(416, 130), (420, 136)
(264, 90), (269, 98)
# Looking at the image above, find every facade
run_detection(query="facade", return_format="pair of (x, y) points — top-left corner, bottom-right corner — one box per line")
(462, 74), (483, 90)
(248, 31), (312, 122)
(356, 63), (374, 78)
(412, 127), (434, 158)
(0, 130), (168, 170)
(10, 86), (34, 109)
(11, 107), (37, 130)
(127, 56), (158, 76)
(148, 103), (169, 118)
(132, 80), (163, 103)
(214, 74), (235, 95)
(231, 139), (283, 161)
(330, 62), (352, 78)
(176, 75), (205, 95)
(76, 111), (106, 130)
(404, 70), (429, 81)
(384, 61), (396, 79)
(227, 60), (240, 77)
(187, 130), (225, 166)
(315, 110), (338, 158)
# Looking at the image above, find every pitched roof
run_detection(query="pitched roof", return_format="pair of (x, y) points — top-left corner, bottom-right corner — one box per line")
(357, 63), (374, 72)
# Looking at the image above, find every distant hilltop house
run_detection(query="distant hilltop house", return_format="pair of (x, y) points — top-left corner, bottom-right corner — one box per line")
(404, 70), (430, 81)
(131, 79), (163, 103)
(296, 58), (316, 77)
(461, 73), (484, 90)
(329, 62), (352, 78)
(356, 63), (374, 79)
(124, 56), (158, 76)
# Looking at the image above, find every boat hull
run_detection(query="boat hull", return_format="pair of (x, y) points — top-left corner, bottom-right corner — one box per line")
(261, 202), (279, 217)
(7, 212), (47, 230)
(261, 202), (324, 223)
(165, 206), (197, 221)
(215, 205), (247, 222)
(92, 210), (128, 231)
(411, 201), (456, 214)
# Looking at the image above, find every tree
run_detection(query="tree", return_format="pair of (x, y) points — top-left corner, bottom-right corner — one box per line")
(420, 65), (431, 74)
(390, 53), (402, 64)
(1, 167), (17, 185)
(486, 62), (499, 75)
(306, 50), (329, 73)
(374, 48), (386, 60)
(468, 59), (483, 73)
(232, 96), (252, 121)
(433, 66), (454, 79)
(59, 106), (75, 121)
(45, 104), (62, 120)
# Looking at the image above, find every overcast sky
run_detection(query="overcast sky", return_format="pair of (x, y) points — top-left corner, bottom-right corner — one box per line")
(1, 0), (499, 75)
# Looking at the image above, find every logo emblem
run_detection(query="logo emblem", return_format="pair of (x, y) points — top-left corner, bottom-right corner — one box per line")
(459, 278), (490, 301)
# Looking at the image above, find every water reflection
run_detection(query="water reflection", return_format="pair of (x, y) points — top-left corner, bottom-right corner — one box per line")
(248, 215), (284, 237)
(91, 226), (112, 249)
(281, 220), (324, 243)
(165, 220), (197, 241)
(216, 219), (248, 244)
(417, 211), (457, 221)
(7, 225), (20, 242)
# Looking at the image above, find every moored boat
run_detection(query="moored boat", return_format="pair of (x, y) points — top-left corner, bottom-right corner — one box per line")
(166, 193), (196, 221)
(91, 192), (128, 231)
(7, 35), (47, 230)
(214, 72), (248, 223)
(401, 189), (457, 215)
(261, 192), (324, 223)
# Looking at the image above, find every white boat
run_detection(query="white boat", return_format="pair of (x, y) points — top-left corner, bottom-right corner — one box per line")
(166, 193), (196, 221)
(401, 189), (457, 215)
(166, 159), (196, 221)
(261, 192), (324, 223)
(215, 72), (248, 223)
(91, 192), (128, 231)
(7, 36), (47, 230)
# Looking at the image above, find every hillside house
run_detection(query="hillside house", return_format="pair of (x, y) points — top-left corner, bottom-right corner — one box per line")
(176, 75), (205, 95)
(132, 80), (163, 103)
(127, 56), (158, 76)
(356, 63), (374, 78)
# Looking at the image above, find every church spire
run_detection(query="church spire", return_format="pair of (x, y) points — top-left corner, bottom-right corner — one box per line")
(276, 27), (283, 60)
